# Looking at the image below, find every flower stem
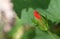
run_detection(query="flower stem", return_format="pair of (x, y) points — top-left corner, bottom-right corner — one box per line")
(47, 30), (58, 39)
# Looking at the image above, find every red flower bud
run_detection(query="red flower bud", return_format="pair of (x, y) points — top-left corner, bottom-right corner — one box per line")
(34, 10), (41, 19)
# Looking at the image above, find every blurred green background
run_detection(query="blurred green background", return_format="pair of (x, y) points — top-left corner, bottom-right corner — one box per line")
(1, 0), (60, 39)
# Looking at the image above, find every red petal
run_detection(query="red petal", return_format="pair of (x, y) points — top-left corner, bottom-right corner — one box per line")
(34, 10), (41, 19)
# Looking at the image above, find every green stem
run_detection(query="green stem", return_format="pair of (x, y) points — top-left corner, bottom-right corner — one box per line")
(47, 30), (58, 39)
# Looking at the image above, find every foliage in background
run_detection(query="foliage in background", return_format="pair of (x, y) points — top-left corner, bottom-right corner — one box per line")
(1, 0), (60, 39)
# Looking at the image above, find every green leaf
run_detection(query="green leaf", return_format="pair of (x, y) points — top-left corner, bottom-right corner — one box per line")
(34, 28), (60, 39)
(36, 0), (60, 22)
(21, 8), (34, 26)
